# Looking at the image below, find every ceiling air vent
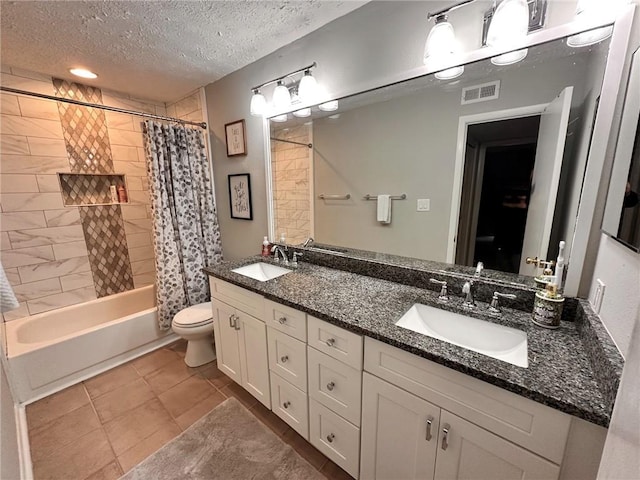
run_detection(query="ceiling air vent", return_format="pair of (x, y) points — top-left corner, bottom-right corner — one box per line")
(461, 80), (500, 105)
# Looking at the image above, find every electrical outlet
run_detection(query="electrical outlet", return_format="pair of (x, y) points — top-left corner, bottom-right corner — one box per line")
(417, 199), (430, 212)
(591, 279), (606, 314)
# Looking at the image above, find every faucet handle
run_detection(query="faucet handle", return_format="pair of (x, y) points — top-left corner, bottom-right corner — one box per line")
(462, 281), (475, 309)
(429, 279), (448, 302)
(475, 262), (484, 276)
(489, 292), (517, 314)
(291, 252), (303, 267)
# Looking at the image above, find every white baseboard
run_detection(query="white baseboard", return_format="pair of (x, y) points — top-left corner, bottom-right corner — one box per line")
(15, 404), (33, 480)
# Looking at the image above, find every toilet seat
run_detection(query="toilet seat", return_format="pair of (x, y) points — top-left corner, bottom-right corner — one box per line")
(172, 302), (213, 328)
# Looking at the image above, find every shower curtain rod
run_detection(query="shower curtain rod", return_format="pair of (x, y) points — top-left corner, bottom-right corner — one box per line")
(0, 86), (208, 129)
(270, 137), (312, 148)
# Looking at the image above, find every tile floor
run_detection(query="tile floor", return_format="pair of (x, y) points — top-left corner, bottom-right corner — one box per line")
(26, 340), (351, 480)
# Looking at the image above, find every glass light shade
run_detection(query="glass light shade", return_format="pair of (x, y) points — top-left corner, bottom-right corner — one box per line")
(69, 68), (97, 79)
(250, 91), (267, 116)
(567, 26), (613, 47)
(486, 0), (529, 49)
(491, 48), (528, 65)
(424, 17), (456, 64)
(435, 65), (464, 80)
(271, 114), (288, 123)
(272, 82), (292, 110)
(298, 72), (318, 103)
(318, 100), (339, 112)
(567, 0), (620, 47)
(293, 108), (311, 118)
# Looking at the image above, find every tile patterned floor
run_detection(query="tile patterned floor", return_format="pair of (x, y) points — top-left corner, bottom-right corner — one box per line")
(26, 340), (351, 480)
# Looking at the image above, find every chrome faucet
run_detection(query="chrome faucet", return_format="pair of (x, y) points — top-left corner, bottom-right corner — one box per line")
(429, 279), (449, 302)
(488, 291), (517, 315)
(462, 281), (475, 309)
(271, 244), (289, 265)
(301, 237), (314, 247)
(474, 261), (484, 277)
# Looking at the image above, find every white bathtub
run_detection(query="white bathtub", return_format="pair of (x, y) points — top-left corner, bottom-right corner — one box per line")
(5, 285), (177, 403)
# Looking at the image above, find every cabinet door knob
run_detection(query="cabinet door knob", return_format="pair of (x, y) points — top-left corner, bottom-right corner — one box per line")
(283, 401), (291, 409)
(327, 381), (335, 391)
(278, 317), (287, 324)
(426, 416), (433, 441)
(326, 433), (335, 443)
(441, 423), (450, 451)
(326, 338), (336, 347)
(280, 355), (289, 363)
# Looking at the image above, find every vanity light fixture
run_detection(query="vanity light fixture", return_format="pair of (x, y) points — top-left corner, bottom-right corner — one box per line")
(567, 0), (627, 48)
(424, 4), (469, 80)
(249, 62), (318, 117)
(486, 0), (530, 65)
(318, 100), (339, 112)
(271, 114), (288, 123)
(69, 68), (97, 79)
(292, 108), (311, 118)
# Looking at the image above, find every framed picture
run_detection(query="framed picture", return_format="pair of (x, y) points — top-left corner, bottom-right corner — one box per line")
(225, 119), (247, 157)
(228, 173), (253, 220)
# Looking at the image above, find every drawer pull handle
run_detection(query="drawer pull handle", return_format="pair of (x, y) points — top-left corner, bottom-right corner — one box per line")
(441, 423), (450, 451)
(228, 315), (234, 328)
(326, 433), (335, 443)
(327, 381), (335, 391)
(233, 315), (240, 331)
(278, 317), (287, 324)
(426, 416), (433, 441)
(326, 338), (336, 347)
(283, 401), (291, 409)
(281, 355), (289, 363)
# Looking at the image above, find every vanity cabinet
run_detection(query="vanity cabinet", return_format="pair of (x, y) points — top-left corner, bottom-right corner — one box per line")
(210, 279), (270, 409)
(361, 373), (560, 480)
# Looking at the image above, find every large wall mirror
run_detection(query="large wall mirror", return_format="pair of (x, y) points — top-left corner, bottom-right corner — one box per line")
(603, 47), (640, 252)
(267, 33), (613, 279)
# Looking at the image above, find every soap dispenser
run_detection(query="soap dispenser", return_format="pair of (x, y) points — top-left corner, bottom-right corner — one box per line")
(261, 236), (270, 257)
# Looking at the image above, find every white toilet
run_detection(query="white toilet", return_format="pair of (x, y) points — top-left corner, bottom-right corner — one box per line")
(171, 302), (216, 367)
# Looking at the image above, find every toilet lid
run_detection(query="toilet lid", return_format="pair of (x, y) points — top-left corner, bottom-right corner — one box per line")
(173, 302), (213, 328)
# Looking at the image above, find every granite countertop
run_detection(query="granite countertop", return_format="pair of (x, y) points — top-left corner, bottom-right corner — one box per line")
(205, 256), (621, 427)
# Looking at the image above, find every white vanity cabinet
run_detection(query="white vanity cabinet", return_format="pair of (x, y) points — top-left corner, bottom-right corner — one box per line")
(361, 373), (560, 480)
(360, 338), (574, 480)
(210, 278), (270, 409)
(307, 315), (363, 479)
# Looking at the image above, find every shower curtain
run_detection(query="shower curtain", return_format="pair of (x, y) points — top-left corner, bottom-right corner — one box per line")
(142, 121), (223, 330)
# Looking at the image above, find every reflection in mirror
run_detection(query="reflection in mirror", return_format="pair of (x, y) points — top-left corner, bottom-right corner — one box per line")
(268, 35), (612, 278)
(603, 47), (640, 252)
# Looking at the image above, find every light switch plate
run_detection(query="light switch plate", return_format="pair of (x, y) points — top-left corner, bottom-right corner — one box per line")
(591, 279), (605, 314)
(417, 199), (430, 212)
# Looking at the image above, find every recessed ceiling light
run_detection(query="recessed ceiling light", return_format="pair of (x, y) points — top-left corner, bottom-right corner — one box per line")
(69, 68), (98, 79)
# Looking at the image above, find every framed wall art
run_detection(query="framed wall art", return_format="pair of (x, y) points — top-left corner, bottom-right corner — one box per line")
(228, 173), (253, 220)
(225, 119), (247, 156)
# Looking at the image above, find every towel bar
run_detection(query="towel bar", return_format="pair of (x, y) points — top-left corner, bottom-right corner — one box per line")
(318, 193), (351, 200)
(363, 194), (407, 200)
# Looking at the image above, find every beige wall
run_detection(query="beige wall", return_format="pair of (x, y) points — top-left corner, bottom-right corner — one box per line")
(271, 125), (312, 245)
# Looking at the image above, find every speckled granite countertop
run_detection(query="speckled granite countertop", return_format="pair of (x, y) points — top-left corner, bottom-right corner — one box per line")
(204, 256), (623, 427)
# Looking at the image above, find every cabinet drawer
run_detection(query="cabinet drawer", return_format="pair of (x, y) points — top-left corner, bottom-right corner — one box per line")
(364, 337), (571, 464)
(270, 372), (309, 440)
(307, 315), (363, 370)
(309, 398), (360, 479)
(264, 299), (307, 341)
(308, 346), (362, 426)
(209, 277), (264, 319)
(268, 327), (308, 392)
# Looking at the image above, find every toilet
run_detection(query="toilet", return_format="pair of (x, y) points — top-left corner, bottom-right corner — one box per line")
(171, 302), (216, 367)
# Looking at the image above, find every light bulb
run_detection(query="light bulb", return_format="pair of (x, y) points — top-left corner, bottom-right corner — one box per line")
(69, 68), (97, 79)
(293, 108), (311, 118)
(486, 0), (529, 48)
(424, 15), (457, 65)
(272, 81), (292, 110)
(319, 100), (339, 112)
(250, 90), (267, 116)
(271, 114), (288, 123)
(298, 70), (318, 104)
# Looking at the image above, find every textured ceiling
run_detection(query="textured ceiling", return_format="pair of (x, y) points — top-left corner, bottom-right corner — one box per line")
(0, 1), (366, 102)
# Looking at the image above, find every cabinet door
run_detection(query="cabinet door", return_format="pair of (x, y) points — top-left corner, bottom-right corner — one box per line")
(237, 311), (271, 409)
(434, 410), (560, 480)
(212, 301), (242, 385)
(361, 373), (440, 480)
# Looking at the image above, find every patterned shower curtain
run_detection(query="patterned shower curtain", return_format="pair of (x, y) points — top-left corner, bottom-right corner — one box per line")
(142, 121), (223, 330)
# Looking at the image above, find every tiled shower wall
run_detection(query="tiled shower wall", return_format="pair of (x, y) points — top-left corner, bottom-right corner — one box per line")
(271, 125), (312, 245)
(0, 66), (190, 321)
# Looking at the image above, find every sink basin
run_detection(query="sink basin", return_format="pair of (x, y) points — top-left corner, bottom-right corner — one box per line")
(231, 262), (291, 282)
(395, 304), (528, 367)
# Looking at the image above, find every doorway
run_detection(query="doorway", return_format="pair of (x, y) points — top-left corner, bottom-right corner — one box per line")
(455, 117), (541, 273)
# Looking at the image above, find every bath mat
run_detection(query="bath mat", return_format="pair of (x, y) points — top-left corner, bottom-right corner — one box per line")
(119, 397), (325, 480)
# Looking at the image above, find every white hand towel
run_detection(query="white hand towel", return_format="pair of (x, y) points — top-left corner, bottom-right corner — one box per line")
(0, 262), (19, 313)
(377, 194), (392, 224)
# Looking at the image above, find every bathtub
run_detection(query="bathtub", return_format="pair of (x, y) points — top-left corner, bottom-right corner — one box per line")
(4, 285), (177, 403)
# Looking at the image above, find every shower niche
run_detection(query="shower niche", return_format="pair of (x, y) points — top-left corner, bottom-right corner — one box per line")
(58, 172), (130, 206)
